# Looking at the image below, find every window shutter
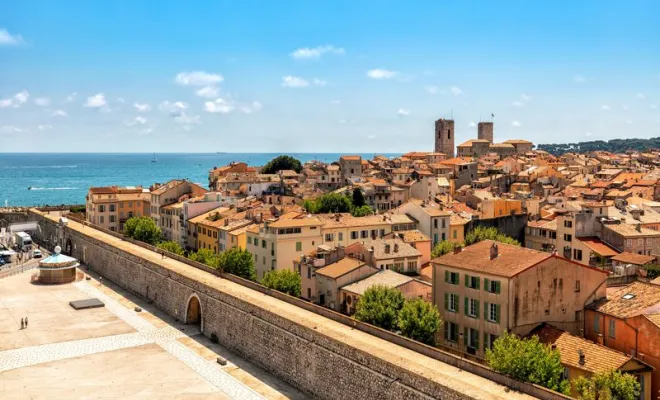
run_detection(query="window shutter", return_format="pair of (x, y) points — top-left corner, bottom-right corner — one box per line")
(484, 332), (488, 350)
(484, 302), (489, 320)
(465, 274), (469, 287)
(475, 330), (479, 350)
(495, 281), (501, 294)
(464, 297), (468, 316)
(456, 295), (460, 313)
(484, 278), (490, 292)
(464, 327), (468, 346)
(445, 270), (449, 283)
(444, 322), (449, 340)
(496, 304), (501, 323)
(444, 293), (448, 311)
(476, 277), (480, 290)
(475, 300), (480, 319)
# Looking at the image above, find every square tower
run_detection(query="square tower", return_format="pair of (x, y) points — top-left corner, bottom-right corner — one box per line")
(478, 122), (494, 143)
(434, 119), (455, 158)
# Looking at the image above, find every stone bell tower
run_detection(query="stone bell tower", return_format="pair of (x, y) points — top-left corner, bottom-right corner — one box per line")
(434, 118), (455, 158)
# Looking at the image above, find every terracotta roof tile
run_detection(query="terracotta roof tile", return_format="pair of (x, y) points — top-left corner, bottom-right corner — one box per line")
(316, 257), (369, 279)
(611, 252), (655, 265)
(591, 282), (660, 319)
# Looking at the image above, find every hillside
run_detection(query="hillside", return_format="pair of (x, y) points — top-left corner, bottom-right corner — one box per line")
(537, 137), (660, 155)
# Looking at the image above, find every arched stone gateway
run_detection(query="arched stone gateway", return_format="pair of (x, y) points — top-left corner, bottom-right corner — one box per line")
(185, 294), (202, 328)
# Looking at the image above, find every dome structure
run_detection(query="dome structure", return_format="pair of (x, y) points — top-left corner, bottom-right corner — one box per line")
(37, 246), (80, 284)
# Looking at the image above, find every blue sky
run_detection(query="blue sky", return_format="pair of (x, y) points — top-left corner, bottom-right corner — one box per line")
(0, 0), (658, 153)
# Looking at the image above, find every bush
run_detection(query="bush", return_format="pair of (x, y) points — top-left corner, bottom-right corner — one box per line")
(397, 298), (442, 345)
(643, 264), (660, 279)
(431, 241), (462, 258)
(351, 205), (374, 217)
(354, 285), (405, 330)
(465, 226), (520, 246)
(352, 187), (366, 207)
(261, 155), (303, 174)
(156, 241), (185, 256)
(573, 369), (640, 400)
(69, 205), (86, 214)
(262, 269), (301, 297)
(486, 332), (570, 394)
(124, 216), (162, 245)
(218, 247), (257, 281)
(188, 248), (221, 268)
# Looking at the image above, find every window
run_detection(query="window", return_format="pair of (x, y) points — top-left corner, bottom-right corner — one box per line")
(594, 314), (600, 333)
(325, 233), (334, 242)
(296, 242), (302, 252)
(99, 216), (104, 224)
(574, 280), (581, 292)
(442, 219), (446, 228)
(338, 232), (343, 241)
(608, 319), (616, 338)
(467, 298), (479, 318)
(307, 288), (311, 299)
(119, 202), (124, 209)
(453, 230), (457, 239)
(109, 215), (116, 223)
(445, 293), (459, 312)
(307, 266), (311, 279)
(360, 230), (368, 239)
(109, 204), (116, 212)
(549, 231), (557, 239)
(484, 279), (501, 294)
(573, 249), (583, 260)
(433, 233), (438, 245)
(350, 231), (358, 240)
(261, 239), (266, 248)
(485, 333), (499, 350)
(99, 205), (105, 212)
(407, 261), (417, 271)
(248, 237), (252, 245)
(441, 233), (446, 241)
(564, 220), (572, 228)
(466, 274), (480, 289)
(445, 271), (460, 285)
(626, 239), (632, 248)
(434, 219), (438, 228)
(564, 233), (572, 242)
(444, 321), (459, 343)
(467, 327), (479, 350)
(486, 302), (500, 323)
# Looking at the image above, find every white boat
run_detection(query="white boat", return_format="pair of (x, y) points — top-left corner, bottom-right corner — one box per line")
(151, 153), (158, 163)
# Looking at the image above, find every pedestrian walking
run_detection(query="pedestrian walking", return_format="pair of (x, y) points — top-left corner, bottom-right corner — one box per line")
(20, 318), (24, 330)
(25, 316), (28, 328)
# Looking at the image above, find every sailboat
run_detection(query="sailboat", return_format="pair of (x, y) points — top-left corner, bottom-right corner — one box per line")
(151, 153), (158, 163)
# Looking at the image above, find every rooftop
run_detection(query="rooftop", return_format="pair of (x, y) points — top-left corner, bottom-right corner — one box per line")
(611, 252), (656, 265)
(268, 217), (322, 228)
(576, 237), (619, 257)
(604, 223), (660, 238)
(591, 281), (660, 319)
(341, 270), (418, 296)
(315, 257), (370, 279)
(357, 238), (421, 259)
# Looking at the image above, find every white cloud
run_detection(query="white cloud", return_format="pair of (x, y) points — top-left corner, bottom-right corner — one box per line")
(34, 97), (50, 106)
(367, 69), (397, 79)
(291, 45), (345, 59)
(521, 94), (531, 101)
(174, 113), (201, 130)
(637, 92), (646, 100)
(511, 120), (521, 127)
(51, 109), (68, 117)
(313, 78), (327, 87)
(281, 76), (310, 88)
(14, 90), (29, 106)
(601, 104), (610, 111)
(84, 93), (107, 108)
(195, 86), (219, 98)
(0, 29), (25, 46)
(116, 97), (125, 104)
(0, 125), (23, 133)
(204, 98), (235, 114)
(175, 71), (223, 86)
(134, 102), (151, 112)
(574, 75), (585, 83)
(468, 122), (476, 128)
(159, 101), (188, 116)
(0, 98), (12, 108)
(425, 86), (439, 94)
(38, 124), (52, 131)
(241, 101), (263, 114)
(367, 135), (376, 139)
(126, 116), (147, 127)
(65, 92), (77, 103)
(512, 101), (524, 107)
(450, 86), (463, 96)
(397, 108), (410, 116)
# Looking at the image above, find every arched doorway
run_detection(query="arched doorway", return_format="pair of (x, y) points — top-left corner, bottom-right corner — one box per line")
(185, 294), (202, 327)
(65, 238), (72, 255)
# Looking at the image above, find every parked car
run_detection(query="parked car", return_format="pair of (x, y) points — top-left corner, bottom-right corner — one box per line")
(33, 249), (42, 258)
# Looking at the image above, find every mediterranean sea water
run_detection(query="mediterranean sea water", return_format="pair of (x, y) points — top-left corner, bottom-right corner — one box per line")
(0, 153), (398, 207)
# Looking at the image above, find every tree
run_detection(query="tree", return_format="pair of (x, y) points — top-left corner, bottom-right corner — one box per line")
(124, 216), (162, 245)
(188, 248), (220, 268)
(354, 285), (405, 331)
(352, 187), (366, 207)
(219, 247), (257, 281)
(642, 264), (660, 279)
(315, 193), (352, 213)
(431, 241), (462, 258)
(397, 298), (442, 345)
(351, 205), (374, 217)
(262, 269), (301, 297)
(464, 226), (520, 246)
(156, 241), (185, 255)
(573, 370), (640, 400)
(261, 155), (302, 174)
(486, 332), (570, 394)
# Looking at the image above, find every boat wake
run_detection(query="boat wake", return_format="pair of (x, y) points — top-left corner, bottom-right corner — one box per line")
(29, 187), (78, 191)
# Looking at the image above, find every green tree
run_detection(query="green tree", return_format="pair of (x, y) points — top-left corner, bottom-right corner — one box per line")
(123, 216), (162, 245)
(315, 193), (353, 213)
(431, 241), (462, 258)
(486, 332), (570, 394)
(352, 187), (366, 207)
(465, 226), (520, 246)
(261, 155), (303, 174)
(156, 241), (185, 255)
(351, 205), (374, 217)
(573, 370), (640, 400)
(354, 285), (405, 331)
(219, 247), (257, 281)
(397, 298), (442, 345)
(643, 264), (660, 279)
(188, 248), (221, 268)
(302, 199), (319, 214)
(262, 269), (301, 297)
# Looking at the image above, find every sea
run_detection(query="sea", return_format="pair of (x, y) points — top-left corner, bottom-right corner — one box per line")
(0, 153), (399, 207)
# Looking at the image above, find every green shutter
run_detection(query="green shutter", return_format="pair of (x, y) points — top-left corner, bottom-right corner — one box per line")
(464, 297), (468, 316)
(496, 304), (501, 324)
(484, 278), (490, 292)
(444, 293), (448, 311)
(495, 281), (501, 294)
(484, 332), (488, 350)
(445, 270), (449, 283)
(476, 277), (480, 290)
(465, 274), (469, 287)
(475, 330), (479, 350)
(475, 300), (480, 319)
(456, 295), (460, 313)
(484, 302), (489, 320)
(444, 322), (449, 340)
(464, 327), (468, 346)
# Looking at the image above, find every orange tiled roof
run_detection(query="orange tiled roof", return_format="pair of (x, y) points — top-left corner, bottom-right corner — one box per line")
(591, 282), (660, 319)
(611, 252), (655, 265)
(576, 237), (619, 257)
(316, 257), (368, 279)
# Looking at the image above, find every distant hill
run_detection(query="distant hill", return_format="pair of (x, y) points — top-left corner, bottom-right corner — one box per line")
(537, 137), (660, 156)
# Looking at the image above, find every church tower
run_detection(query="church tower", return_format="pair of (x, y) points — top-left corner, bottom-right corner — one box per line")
(434, 118), (455, 158)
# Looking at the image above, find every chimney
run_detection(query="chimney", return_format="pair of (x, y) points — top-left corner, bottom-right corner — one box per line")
(578, 350), (585, 366)
(636, 223), (642, 232)
(385, 244), (391, 254)
(453, 246), (462, 254)
(335, 214), (340, 222)
(394, 243), (399, 253)
(551, 344), (557, 350)
(597, 334), (603, 345)
(490, 243), (499, 260)
(224, 219), (229, 226)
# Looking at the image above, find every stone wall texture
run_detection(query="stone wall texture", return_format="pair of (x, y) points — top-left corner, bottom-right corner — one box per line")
(28, 210), (570, 400)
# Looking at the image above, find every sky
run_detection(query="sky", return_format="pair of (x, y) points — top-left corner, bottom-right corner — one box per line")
(0, 0), (659, 153)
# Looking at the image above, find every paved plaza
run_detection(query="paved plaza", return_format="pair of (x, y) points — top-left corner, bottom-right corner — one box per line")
(0, 269), (305, 399)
